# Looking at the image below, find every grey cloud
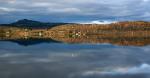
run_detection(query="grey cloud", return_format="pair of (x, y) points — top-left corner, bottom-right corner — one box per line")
(0, 0), (150, 23)
(81, 63), (150, 76)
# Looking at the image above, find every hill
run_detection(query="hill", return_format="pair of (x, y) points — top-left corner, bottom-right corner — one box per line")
(1, 20), (150, 46)
(0, 19), (69, 29)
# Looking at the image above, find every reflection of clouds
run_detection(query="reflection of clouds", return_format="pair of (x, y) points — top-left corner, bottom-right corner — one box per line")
(82, 63), (150, 76)
(1, 45), (150, 65)
(31, 58), (53, 63)
(48, 53), (81, 58)
(9, 58), (54, 64)
(0, 53), (29, 58)
(1, 42), (150, 78)
(0, 52), (82, 64)
(141, 46), (150, 52)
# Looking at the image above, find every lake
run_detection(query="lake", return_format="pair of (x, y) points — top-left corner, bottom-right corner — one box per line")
(0, 40), (150, 78)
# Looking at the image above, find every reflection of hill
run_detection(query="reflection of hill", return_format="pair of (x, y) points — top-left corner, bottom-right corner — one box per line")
(3, 38), (60, 46)
(1, 21), (150, 46)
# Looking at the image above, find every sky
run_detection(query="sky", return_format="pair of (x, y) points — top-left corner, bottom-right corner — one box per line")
(0, 0), (150, 23)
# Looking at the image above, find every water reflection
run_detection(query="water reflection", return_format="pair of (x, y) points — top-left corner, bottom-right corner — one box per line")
(0, 41), (150, 78)
(1, 37), (150, 46)
(1, 26), (150, 78)
(1, 26), (150, 46)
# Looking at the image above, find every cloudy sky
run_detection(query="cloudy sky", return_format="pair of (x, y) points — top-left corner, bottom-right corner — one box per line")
(0, 0), (150, 23)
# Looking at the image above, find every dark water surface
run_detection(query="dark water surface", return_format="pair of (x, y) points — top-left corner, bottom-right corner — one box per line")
(0, 41), (150, 78)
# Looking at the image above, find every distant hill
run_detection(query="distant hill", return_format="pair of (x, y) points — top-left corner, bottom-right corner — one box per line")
(1, 19), (149, 29)
(0, 19), (69, 29)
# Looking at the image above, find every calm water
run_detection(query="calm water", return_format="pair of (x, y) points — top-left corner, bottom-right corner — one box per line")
(0, 41), (150, 78)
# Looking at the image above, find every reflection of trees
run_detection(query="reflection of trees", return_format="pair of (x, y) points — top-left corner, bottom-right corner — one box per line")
(0, 27), (6, 39)
(1, 21), (150, 46)
(50, 21), (150, 46)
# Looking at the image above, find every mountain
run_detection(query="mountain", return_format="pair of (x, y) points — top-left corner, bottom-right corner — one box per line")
(0, 19), (69, 28)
